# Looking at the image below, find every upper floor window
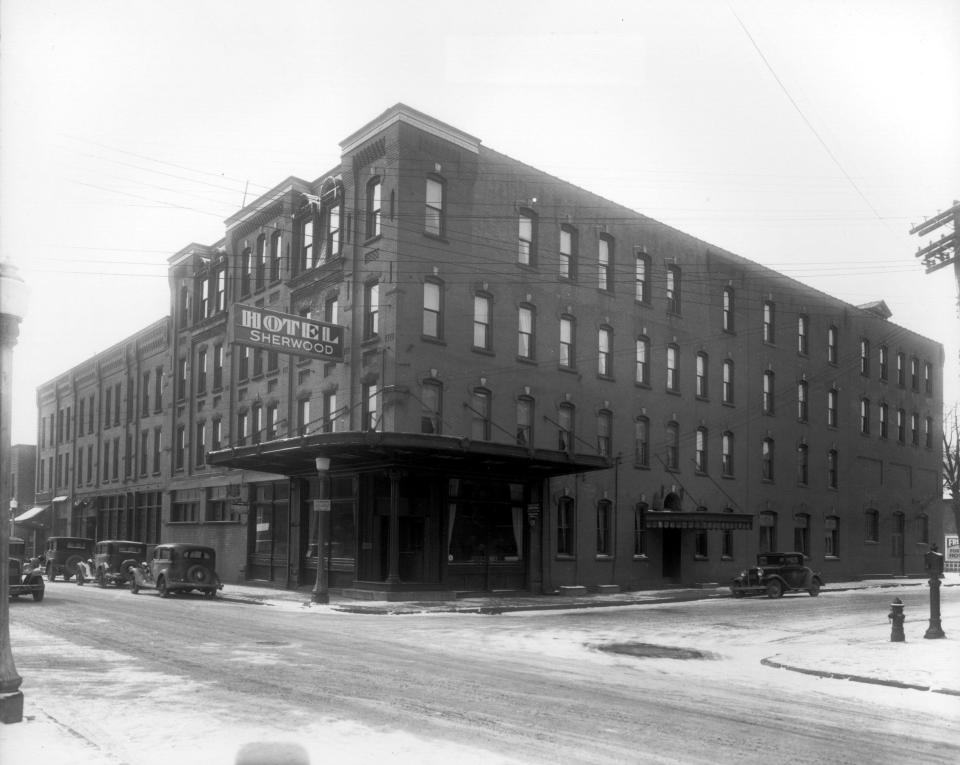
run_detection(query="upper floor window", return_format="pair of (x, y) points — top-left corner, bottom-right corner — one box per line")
(827, 388), (838, 427)
(598, 235), (614, 292)
(269, 231), (282, 282)
(695, 427), (708, 473)
(255, 234), (267, 290)
(558, 403), (574, 452)
(911, 412), (920, 446)
(422, 280), (442, 339)
(557, 497), (575, 556)
(636, 336), (650, 385)
(762, 370), (775, 415)
(910, 357), (919, 391)
(518, 209), (536, 265)
(879, 402), (889, 438)
(473, 293), (492, 350)
(421, 380), (442, 435)
(827, 449), (838, 489)
(722, 359), (734, 404)
(722, 287), (734, 332)
(665, 421), (680, 470)
(560, 225), (577, 280)
(516, 396), (534, 446)
(666, 344), (679, 392)
(265, 403), (278, 441)
(598, 326), (613, 377)
(636, 253), (650, 303)
(364, 280), (379, 339)
(797, 314), (808, 355)
(596, 500), (612, 556)
(597, 410), (612, 457)
(177, 285), (190, 328)
(828, 326), (838, 364)
(763, 301), (775, 344)
(797, 380), (808, 422)
(896, 352), (905, 387)
(925, 416), (934, 448)
(362, 383), (379, 432)
(425, 176), (444, 236)
(215, 269), (226, 313)
(196, 349), (207, 395)
(366, 177), (382, 239)
(796, 443), (808, 485)
(634, 417), (650, 468)
(923, 361), (933, 395)
(860, 398), (870, 434)
(213, 344), (223, 390)
(518, 305), (535, 360)
(471, 389), (491, 441)
(298, 216), (314, 272)
(240, 248), (251, 296)
(879, 345), (888, 380)
(860, 339), (870, 376)
(696, 352), (708, 398)
(297, 399), (310, 437)
(897, 408), (906, 443)
(199, 278), (210, 319)
(666, 265), (681, 314)
(721, 431), (734, 476)
(560, 315), (575, 368)
(761, 438), (775, 481)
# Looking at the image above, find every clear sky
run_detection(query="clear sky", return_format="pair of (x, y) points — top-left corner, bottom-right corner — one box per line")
(1, 0), (957, 446)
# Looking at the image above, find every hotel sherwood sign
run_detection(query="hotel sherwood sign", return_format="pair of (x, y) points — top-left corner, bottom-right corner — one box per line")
(234, 304), (344, 362)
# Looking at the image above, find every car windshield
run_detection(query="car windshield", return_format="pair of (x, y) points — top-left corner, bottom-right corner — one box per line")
(118, 545), (143, 554)
(67, 541), (88, 549)
(183, 549), (212, 560)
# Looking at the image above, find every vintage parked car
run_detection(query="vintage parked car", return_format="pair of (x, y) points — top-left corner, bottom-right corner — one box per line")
(44, 536), (95, 582)
(730, 552), (824, 598)
(129, 543), (222, 598)
(9, 537), (45, 602)
(76, 540), (147, 587)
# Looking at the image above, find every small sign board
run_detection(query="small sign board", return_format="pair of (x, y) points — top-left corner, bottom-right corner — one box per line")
(945, 535), (959, 568)
(312, 500), (331, 513)
(234, 304), (344, 362)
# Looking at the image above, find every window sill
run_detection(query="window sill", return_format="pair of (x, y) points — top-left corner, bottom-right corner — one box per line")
(595, 554), (613, 561)
(597, 374), (615, 382)
(694, 555), (708, 561)
(632, 555), (649, 561)
(554, 555), (576, 561)
(420, 335), (446, 346)
(516, 356), (538, 365)
(422, 232), (448, 244)
(666, 389), (681, 396)
(472, 347), (495, 356)
(558, 365), (578, 374)
(634, 382), (651, 390)
(364, 234), (382, 247)
(722, 401), (736, 408)
(168, 521), (199, 526)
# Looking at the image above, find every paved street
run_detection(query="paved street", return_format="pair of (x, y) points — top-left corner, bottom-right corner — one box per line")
(3, 582), (959, 764)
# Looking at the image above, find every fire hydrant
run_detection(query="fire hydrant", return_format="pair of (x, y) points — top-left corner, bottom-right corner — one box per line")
(888, 597), (905, 642)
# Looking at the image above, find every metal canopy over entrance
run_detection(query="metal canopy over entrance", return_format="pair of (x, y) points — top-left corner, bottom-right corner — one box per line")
(207, 431), (610, 478)
(643, 511), (754, 531)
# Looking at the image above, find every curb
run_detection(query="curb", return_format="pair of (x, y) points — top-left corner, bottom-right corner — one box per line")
(760, 657), (960, 697)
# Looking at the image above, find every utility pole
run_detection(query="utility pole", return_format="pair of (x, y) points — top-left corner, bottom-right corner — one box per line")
(910, 200), (960, 309)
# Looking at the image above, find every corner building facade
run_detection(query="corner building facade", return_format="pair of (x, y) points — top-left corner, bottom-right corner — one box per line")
(35, 105), (944, 598)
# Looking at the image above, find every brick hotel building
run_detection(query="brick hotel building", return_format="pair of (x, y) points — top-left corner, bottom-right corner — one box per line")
(31, 104), (944, 598)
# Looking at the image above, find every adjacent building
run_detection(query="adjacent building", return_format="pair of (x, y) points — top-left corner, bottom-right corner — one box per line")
(34, 104), (945, 598)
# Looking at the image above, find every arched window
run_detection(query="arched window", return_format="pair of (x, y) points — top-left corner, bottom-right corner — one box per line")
(596, 500), (612, 556)
(666, 421), (680, 470)
(722, 359), (734, 404)
(761, 437), (775, 481)
(763, 370), (775, 414)
(559, 224), (577, 279)
(666, 265), (682, 314)
(558, 403), (575, 452)
(636, 336), (650, 385)
(722, 286), (734, 332)
(864, 509), (879, 543)
(860, 398), (870, 434)
(470, 388), (491, 441)
(635, 417), (650, 468)
(695, 427), (708, 473)
(557, 497), (575, 556)
(366, 176), (382, 239)
(420, 380), (442, 435)
(696, 352), (709, 398)
(597, 409), (612, 457)
(759, 511), (777, 553)
(598, 326), (613, 376)
(721, 431), (734, 476)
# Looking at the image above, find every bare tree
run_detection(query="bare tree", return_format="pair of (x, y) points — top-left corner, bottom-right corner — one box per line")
(944, 405), (960, 535)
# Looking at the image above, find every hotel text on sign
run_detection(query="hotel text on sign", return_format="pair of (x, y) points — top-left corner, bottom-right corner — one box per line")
(234, 305), (344, 362)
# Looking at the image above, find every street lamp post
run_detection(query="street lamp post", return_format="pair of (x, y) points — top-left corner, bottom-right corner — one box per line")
(1, 258), (28, 724)
(311, 457), (331, 604)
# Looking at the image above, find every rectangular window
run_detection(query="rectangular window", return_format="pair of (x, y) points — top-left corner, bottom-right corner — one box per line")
(598, 236), (613, 291)
(211, 419), (221, 451)
(269, 232), (281, 282)
(597, 411), (612, 457)
(763, 301), (775, 344)
(636, 337), (649, 385)
(696, 353), (708, 398)
(558, 405), (574, 452)
(102, 441), (110, 481)
(366, 178), (382, 239)
(560, 317), (575, 368)
(153, 369), (162, 412)
(860, 339), (870, 376)
(559, 227), (575, 279)
(827, 390), (838, 427)
(635, 419), (649, 468)
(518, 211), (534, 265)
(364, 281), (379, 339)
(596, 501), (611, 556)
(636, 254), (649, 303)
(255, 235), (266, 290)
(516, 398), (533, 446)
(473, 294), (492, 350)
(879, 346), (888, 379)
(421, 382), (442, 435)
(634, 504), (647, 557)
(825, 516), (839, 557)
(518, 306), (534, 359)
(213, 344), (223, 389)
(199, 278), (210, 318)
(141, 373), (150, 414)
(300, 217), (314, 270)
(215, 270), (226, 312)
(598, 327), (612, 376)
(722, 287), (734, 332)
(923, 362), (933, 395)
(423, 281), (441, 338)
(797, 315), (808, 354)
(237, 411), (248, 447)
(266, 403), (278, 440)
(557, 498), (575, 556)
(139, 430), (148, 475)
(251, 405), (262, 444)
(828, 327), (838, 364)
(897, 352), (905, 386)
(721, 432), (734, 476)
(253, 349), (263, 377)
(297, 399), (311, 437)
(666, 266), (681, 313)
(176, 358), (187, 400)
(175, 425), (186, 470)
(470, 390), (491, 441)
(197, 349), (207, 395)
(666, 346), (678, 392)
(152, 429), (161, 473)
(362, 384), (379, 432)
(239, 347), (249, 381)
(195, 422), (206, 467)
(171, 488), (200, 524)
(425, 177), (443, 236)
(322, 392), (337, 433)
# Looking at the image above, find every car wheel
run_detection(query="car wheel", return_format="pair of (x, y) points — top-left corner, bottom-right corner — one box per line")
(64, 555), (83, 583)
(186, 564), (212, 586)
(119, 560), (138, 585)
(765, 579), (783, 599)
(33, 588), (44, 602)
(808, 579), (821, 597)
(157, 577), (169, 598)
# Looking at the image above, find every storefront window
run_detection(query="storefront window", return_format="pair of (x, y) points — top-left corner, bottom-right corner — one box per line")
(446, 480), (523, 563)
